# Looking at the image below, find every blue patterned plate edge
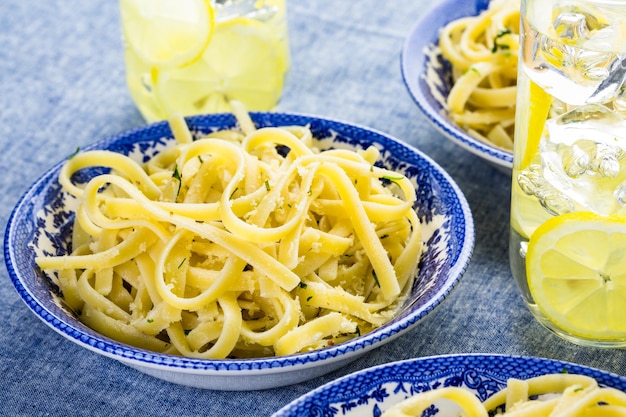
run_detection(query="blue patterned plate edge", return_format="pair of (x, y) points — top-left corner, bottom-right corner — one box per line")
(4, 111), (474, 389)
(400, 0), (514, 170)
(272, 353), (626, 417)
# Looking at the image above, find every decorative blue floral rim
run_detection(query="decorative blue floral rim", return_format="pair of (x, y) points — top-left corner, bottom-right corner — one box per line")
(400, 0), (514, 169)
(4, 112), (474, 373)
(273, 354), (626, 417)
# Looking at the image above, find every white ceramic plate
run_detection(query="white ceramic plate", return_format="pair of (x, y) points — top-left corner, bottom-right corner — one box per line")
(401, 0), (514, 171)
(273, 354), (626, 416)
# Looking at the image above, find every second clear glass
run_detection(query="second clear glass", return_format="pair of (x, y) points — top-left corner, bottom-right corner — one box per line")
(511, 0), (626, 347)
(120, 0), (290, 123)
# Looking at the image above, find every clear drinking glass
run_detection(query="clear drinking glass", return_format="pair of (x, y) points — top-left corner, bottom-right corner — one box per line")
(511, 0), (626, 347)
(119, 0), (290, 123)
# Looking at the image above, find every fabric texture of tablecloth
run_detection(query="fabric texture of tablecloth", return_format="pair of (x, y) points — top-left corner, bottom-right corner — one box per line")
(1, 1), (624, 416)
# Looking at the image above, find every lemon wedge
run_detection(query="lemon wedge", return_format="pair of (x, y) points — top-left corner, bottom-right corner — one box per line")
(519, 79), (552, 169)
(526, 212), (626, 340)
(120, 0), (215, 69)
(155, 16), (286, 114)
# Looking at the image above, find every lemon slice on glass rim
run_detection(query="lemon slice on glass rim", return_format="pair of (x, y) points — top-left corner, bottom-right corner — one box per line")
(120, 0), (215, 69)
(154, 16), (286, 115)
(526, 211), (626, 341)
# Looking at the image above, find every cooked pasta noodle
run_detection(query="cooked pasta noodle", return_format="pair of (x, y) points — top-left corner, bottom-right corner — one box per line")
(381, 373), (626, 416)
(437, 0), (520, 150)
(35, 108), (423, 359)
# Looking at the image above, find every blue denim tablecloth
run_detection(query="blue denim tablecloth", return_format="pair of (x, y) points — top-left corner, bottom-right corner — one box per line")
(1, 1), (625, 416)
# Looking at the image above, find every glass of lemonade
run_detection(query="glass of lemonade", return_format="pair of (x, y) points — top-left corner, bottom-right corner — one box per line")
(119, 0), (290, 123)
(511, 0), (626, 346)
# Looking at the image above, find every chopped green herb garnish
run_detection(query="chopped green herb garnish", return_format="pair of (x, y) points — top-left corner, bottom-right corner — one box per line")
(497, 28), (512, 37)
(382, 175), (404, 182)
(380, 234), (389, 239)
(372, 270), (380, 288)
(354, 326), (361, 336)
(172, 165), (182, 198)
(177, 258), (186, 269)
(298, 282), (308, 289)
(306, 296), (313, 302)
(265, 179), (271, 191)
(492, 43), (510, 53)
(69, 147), (80, 159)
(147, 319), (154, 323)
(492, 29), (512, 53)
(229, 187), (239, 200)
(173, 165), (182, 181)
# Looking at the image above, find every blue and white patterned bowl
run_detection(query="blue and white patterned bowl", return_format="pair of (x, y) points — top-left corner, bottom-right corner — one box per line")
(273, 354), (626, 416)
(401, 0), (514, 171)
(4, 112), (474, 390)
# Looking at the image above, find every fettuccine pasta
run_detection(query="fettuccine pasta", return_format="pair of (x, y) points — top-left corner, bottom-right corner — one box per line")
(382, 373), (626, 416)
(35, 107), (423, 359)
(437, 0), (520, 150)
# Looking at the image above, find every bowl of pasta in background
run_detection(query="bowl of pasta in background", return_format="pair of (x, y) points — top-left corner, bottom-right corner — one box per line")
(401, 0), (517, 172)
(4, 111), (474, 390)
(273, 354), (626, 416)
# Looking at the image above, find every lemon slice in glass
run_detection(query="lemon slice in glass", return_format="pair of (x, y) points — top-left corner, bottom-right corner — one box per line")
(120, 0), (215, 69)
(155, 16), (286, 115)
(519, 79), (552, 169)
(526, 212), (626, 340)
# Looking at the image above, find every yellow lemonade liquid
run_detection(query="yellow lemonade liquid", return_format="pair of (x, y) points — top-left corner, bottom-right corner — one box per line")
(511, 0), (626, 346)
(120, 0), (290, 122)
